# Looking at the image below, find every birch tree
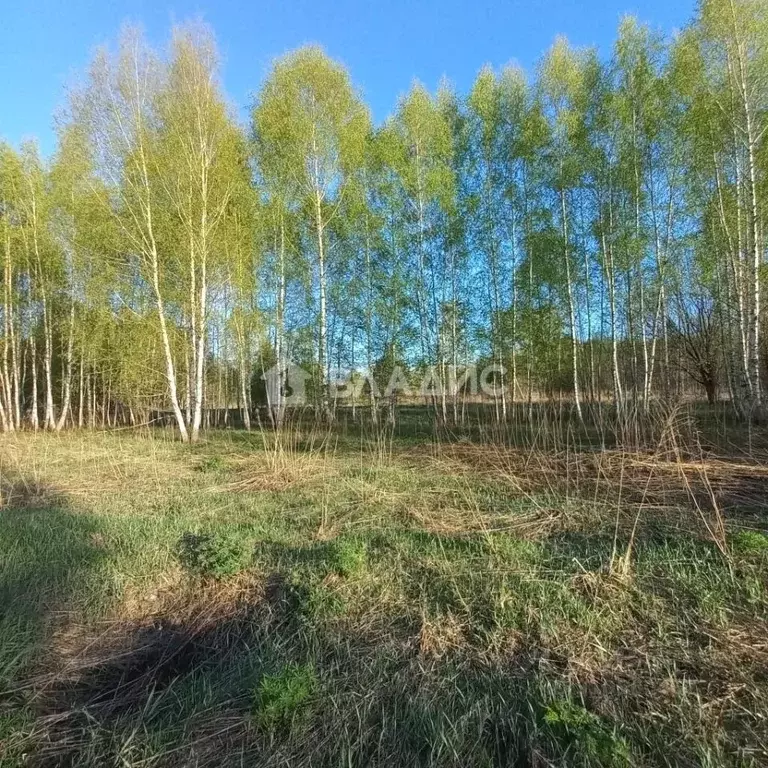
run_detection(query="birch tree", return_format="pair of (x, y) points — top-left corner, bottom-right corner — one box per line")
(69, 27), (191, 439)
(253, 46), (370, 421)
(157, 23), (252, 440)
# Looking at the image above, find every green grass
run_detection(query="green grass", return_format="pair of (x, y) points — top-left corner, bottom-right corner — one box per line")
(1, 427), (767, 766)
(255, 662), (317, 729)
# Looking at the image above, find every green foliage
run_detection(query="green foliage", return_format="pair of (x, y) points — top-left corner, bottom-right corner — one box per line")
(176, 531), (250, 579)
(543, 700), (631, 766)
(733, 530), (768, 556)
(253, 46), (370, 191)
(196, 454), (227, 473)
(254, 663), (317, 729)
(1, 0), (766, 432)
(330, 537), (367, 577)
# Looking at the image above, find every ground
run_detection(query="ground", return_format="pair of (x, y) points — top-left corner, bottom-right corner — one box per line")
(1, 416), (768, 766)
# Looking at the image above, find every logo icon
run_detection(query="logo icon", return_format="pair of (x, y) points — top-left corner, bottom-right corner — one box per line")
(262, 361), (312, 406)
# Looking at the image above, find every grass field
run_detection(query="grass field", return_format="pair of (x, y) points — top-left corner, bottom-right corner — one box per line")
(1, 417), (768, 766)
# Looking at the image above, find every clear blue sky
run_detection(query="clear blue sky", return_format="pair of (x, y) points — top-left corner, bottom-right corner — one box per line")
(2, 0), (697, 156)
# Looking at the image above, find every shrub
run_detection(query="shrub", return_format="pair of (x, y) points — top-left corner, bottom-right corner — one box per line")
(330, 537), (367, 577)
(732, 530), (768, 555)
(543, 700), (630, 766)
(196, 455), (226, 473)
(177, 531), (250, 579)
(254, 663), (317, 729)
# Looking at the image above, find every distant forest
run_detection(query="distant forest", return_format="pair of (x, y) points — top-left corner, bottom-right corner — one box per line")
(0, 0), (766, 440)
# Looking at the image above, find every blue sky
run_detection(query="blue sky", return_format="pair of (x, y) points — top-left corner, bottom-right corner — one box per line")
(2, 0), (697, 156)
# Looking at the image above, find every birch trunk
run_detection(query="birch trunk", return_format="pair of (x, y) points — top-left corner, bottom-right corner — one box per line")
(55, 303), (76, 431)
(560, 188), (583, 423)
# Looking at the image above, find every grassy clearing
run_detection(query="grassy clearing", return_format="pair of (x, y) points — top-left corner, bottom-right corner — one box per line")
(1, 423), (768, 766)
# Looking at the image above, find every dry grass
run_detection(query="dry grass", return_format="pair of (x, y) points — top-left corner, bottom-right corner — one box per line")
(0, 431), (195, 507)
(1, 420), (768, 766)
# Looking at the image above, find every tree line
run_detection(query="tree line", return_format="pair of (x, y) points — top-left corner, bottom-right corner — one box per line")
(0, 0), (766, 440)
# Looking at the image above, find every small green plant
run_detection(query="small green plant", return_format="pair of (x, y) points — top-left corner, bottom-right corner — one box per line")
(543, 700), (630, 765)
(177, 531), (250, 579)
(286, 573), (346, 621)
(254, 663), (317, 729)
(196, 455), (226, 473)
(330, 537), (367, 577)
(732, 530), (768, 555)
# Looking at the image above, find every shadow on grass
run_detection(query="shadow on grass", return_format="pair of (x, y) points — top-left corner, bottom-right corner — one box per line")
(7, 529), (635, 768)
(2, 474), (747, 767)
(0, 481), (108, 687)
(0, 477), (113, 766)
